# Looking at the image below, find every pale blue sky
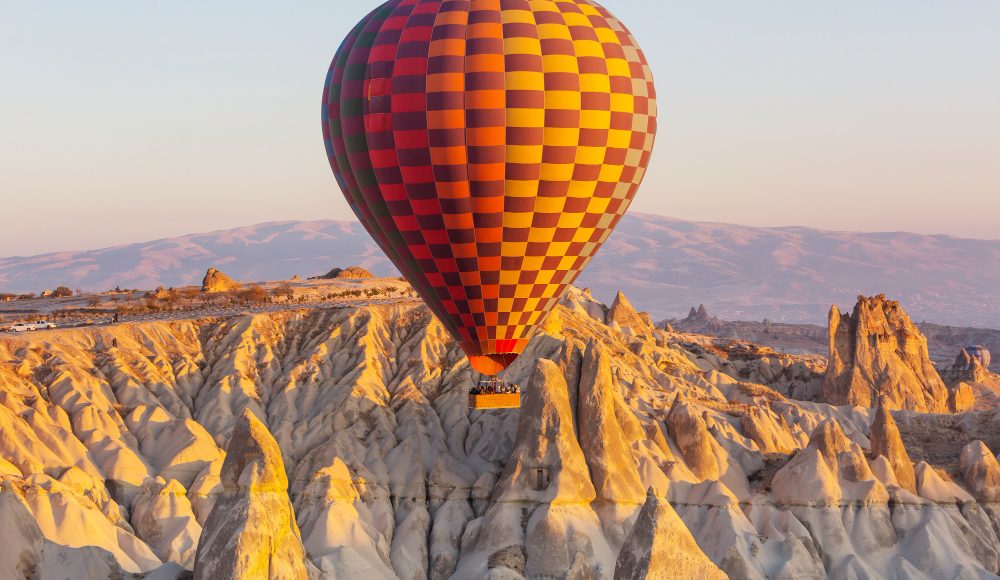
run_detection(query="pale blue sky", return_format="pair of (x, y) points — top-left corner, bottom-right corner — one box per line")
(2, 1), (998, 256)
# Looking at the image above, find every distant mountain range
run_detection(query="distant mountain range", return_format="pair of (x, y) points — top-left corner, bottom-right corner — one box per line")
(2, 213), (998, 327)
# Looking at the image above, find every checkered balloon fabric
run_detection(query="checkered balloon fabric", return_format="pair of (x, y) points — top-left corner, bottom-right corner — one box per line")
(323, 0), (657, 375)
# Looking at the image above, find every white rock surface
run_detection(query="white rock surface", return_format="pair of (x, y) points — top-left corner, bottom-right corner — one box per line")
(960, 441), (1000, 503)
(614, 488), (726, 580)
(0, 298), (998, 578)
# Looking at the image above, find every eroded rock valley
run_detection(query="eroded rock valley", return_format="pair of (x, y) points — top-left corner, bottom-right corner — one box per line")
(1, 289), (999, 579)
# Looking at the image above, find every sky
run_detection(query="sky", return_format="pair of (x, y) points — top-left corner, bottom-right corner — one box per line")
(2, 1), (998, 257)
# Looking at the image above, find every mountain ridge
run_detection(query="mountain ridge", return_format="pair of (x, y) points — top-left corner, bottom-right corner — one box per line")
(2, 213), (998, 327)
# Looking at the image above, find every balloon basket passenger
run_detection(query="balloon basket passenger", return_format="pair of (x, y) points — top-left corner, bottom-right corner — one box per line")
(468, 377), (521, 410)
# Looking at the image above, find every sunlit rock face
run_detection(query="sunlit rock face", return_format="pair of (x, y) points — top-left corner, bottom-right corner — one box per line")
(0, 291), (999, 579)
(201, 267), (238, 293)
(869, 401), (916, 494)
(823, 294), (950, 412)
(316, 266), (373, 280)
(606, 291), (651, 339)
(193, 410), (312, 580)
(941, 345), (999, 411)
(945, 346), (993, 384)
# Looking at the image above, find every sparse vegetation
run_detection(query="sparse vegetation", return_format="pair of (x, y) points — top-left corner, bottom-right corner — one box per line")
(181, 287), (201, 302)
(234, 285), (270, 306)
(319, 285), (402, 301)
(161, 288), (183, 309)
(271, 282), (295, 302)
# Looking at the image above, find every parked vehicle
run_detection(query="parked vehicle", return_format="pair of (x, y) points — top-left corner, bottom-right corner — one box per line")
(5, 321), (56, 332)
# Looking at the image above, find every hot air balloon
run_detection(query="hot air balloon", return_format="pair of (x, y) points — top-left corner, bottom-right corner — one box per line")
(322, 0), (657, 377)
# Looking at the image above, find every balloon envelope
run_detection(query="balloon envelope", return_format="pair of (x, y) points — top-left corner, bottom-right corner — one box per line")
(323, 0), (657, 374)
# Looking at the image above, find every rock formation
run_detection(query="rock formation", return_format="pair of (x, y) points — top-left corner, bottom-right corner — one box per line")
(672, 304), (730, 335)
(2, 294), (1000, 578)
(944, 346), (992, 384)
(949, 382), (976, 412)
(614, 489), (726, 580)
(577, 343), (646, 505)
(315, 265), (373, 280)
(940, 346), (998, 410)
(960, 441), (1000, 503)
(193, 410), (311, 580)
(493, 359), (595, 505)
(201, 267), (238, 293)
(562, 286), (608, 323)
(455, 359), (613, 579)
(772, 418), (879, 506)
(666, 397), (726, 481)
(740, 406), (799, 454)
(0, 484), (147, 579)
(131, 478), (202, 568)
(607, 291), (650, 337)
(822, 295), (949, 412)
(869, 401), (916, 493)
(966, 346), (992, 369)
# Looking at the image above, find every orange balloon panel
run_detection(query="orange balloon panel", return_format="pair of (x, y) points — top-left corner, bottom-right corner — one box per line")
(322, 0), (657, 375)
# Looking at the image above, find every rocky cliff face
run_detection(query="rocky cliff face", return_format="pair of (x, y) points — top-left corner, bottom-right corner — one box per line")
(823, 294), (951, 412)
(201, 267), (238, 293)
(1, 295), (998, 579)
